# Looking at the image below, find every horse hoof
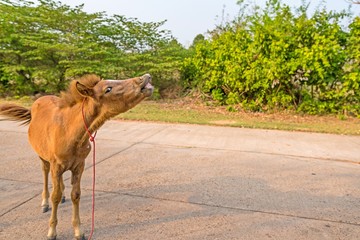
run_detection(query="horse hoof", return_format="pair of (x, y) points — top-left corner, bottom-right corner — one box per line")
(47, 235), (57, 240)
(42, 205), (49, 213)
(61, 196), (66, 204)
(75, 234), (85, 240)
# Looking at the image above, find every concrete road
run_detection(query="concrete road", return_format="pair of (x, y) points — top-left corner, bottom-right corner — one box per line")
(0, 119), (359, 240)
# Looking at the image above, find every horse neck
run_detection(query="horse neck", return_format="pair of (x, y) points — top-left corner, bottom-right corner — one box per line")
(78, 98), (110, 145)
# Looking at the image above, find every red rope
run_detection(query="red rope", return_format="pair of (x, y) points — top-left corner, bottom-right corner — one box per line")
(81, 98), (97, 240)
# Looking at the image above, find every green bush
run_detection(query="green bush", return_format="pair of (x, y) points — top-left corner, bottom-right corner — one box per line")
(182, 0), (359, 117)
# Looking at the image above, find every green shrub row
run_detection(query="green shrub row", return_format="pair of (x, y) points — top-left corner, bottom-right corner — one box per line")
(182, 0), (360, 116)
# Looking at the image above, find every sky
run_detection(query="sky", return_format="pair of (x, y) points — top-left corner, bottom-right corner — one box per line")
(60, 0), (360, 47)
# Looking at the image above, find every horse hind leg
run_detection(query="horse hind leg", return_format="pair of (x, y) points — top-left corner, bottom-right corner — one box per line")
(40, 158), (50, 213)
(60, 175), (66, 204)
(47, 164), (65, 240)
(71, 163), (86, 240)
(40, 159), (65, 213)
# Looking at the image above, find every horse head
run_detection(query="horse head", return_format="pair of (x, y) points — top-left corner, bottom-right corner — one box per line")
(76, 73), (154, 117)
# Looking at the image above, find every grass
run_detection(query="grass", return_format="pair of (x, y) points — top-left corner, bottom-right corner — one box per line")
(1, 97), (359, 135)
(117, 99), (360, 135)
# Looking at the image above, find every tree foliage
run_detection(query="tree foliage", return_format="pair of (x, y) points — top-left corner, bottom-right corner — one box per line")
(182, 0), (360, 116)
(0, 0), (185, 97)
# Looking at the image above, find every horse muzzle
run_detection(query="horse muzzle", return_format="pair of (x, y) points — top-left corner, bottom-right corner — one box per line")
(140, 74), (154, 96)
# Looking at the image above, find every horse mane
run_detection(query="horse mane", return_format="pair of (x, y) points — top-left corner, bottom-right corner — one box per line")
(59, 74), (101, 108)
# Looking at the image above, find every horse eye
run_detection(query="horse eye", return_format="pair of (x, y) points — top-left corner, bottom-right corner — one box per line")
(105, 87), (112, 94)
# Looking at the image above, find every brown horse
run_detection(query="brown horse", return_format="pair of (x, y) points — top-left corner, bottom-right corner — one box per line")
(0, 74), (153, 239)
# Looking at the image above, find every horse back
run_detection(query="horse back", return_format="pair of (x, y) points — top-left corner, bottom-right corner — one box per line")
(30, 95), (60, 126)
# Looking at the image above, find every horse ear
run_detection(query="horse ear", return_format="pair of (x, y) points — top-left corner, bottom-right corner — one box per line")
(76, 81), (94, 98)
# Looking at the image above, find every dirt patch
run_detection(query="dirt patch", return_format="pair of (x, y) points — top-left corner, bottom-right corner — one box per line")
(210, 120), (237, 125)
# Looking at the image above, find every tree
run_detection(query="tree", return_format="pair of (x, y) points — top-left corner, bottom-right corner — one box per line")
(190, 34), (205, 48)
(346, 0), (360, 4)
(0, 0), (112, 93)
(0, 0), (179, 96)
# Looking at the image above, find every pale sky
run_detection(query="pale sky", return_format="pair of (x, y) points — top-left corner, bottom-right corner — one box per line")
(60, 0), (360, 46)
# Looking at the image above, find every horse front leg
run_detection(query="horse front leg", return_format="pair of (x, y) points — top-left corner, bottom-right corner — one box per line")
(47, 164), (64, 240)
(40, 158), (50, 213)
(71, 162), (85, 240)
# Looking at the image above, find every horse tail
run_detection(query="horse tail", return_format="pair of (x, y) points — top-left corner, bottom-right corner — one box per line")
(0, 103), (31, 125)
